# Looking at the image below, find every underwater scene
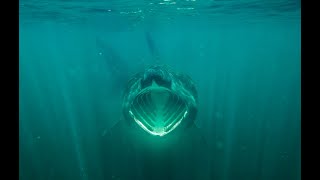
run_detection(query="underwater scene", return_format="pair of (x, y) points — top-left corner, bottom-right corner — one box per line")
(19, 0), (301, 180)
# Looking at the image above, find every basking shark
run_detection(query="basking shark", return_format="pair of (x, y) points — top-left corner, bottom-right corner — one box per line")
(100, 65), (210, 180)
(95, 34), (211, 180)
(122, 64), (198, 136)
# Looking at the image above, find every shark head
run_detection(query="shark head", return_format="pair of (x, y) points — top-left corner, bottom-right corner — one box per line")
(122, 65), (198, 137)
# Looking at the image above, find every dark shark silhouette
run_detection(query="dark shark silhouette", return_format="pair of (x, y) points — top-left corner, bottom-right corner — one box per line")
(98, 64), (211, 180)
(94, 33), (211, 180)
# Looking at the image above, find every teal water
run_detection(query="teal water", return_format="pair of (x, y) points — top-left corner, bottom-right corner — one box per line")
(19, 0), (301, 180)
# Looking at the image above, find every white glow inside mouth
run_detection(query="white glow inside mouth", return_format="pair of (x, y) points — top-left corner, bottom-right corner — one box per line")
(129, 110), (188, 137)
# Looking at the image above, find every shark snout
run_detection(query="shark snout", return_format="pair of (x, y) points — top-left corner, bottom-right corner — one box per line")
(141, 66), (172, 89)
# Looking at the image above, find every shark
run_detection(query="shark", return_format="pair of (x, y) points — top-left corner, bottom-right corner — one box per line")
(94, 32), (211, 180)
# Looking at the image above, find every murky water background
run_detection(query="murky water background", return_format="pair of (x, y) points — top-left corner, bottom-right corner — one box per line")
(19, 0), (301, 179)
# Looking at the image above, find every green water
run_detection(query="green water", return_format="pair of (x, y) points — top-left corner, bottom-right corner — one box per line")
(19, 0), (300, 179)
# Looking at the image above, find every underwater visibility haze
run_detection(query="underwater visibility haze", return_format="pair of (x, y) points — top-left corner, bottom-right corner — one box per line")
(19, 0), (301, 180)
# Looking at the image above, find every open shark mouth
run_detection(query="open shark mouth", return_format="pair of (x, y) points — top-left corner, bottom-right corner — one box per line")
(129, 85), (188, 137)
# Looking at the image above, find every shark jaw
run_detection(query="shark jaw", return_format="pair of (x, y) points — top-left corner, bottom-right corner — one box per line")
(128, 79), (189, 137)
(129, 110), (188, 137)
